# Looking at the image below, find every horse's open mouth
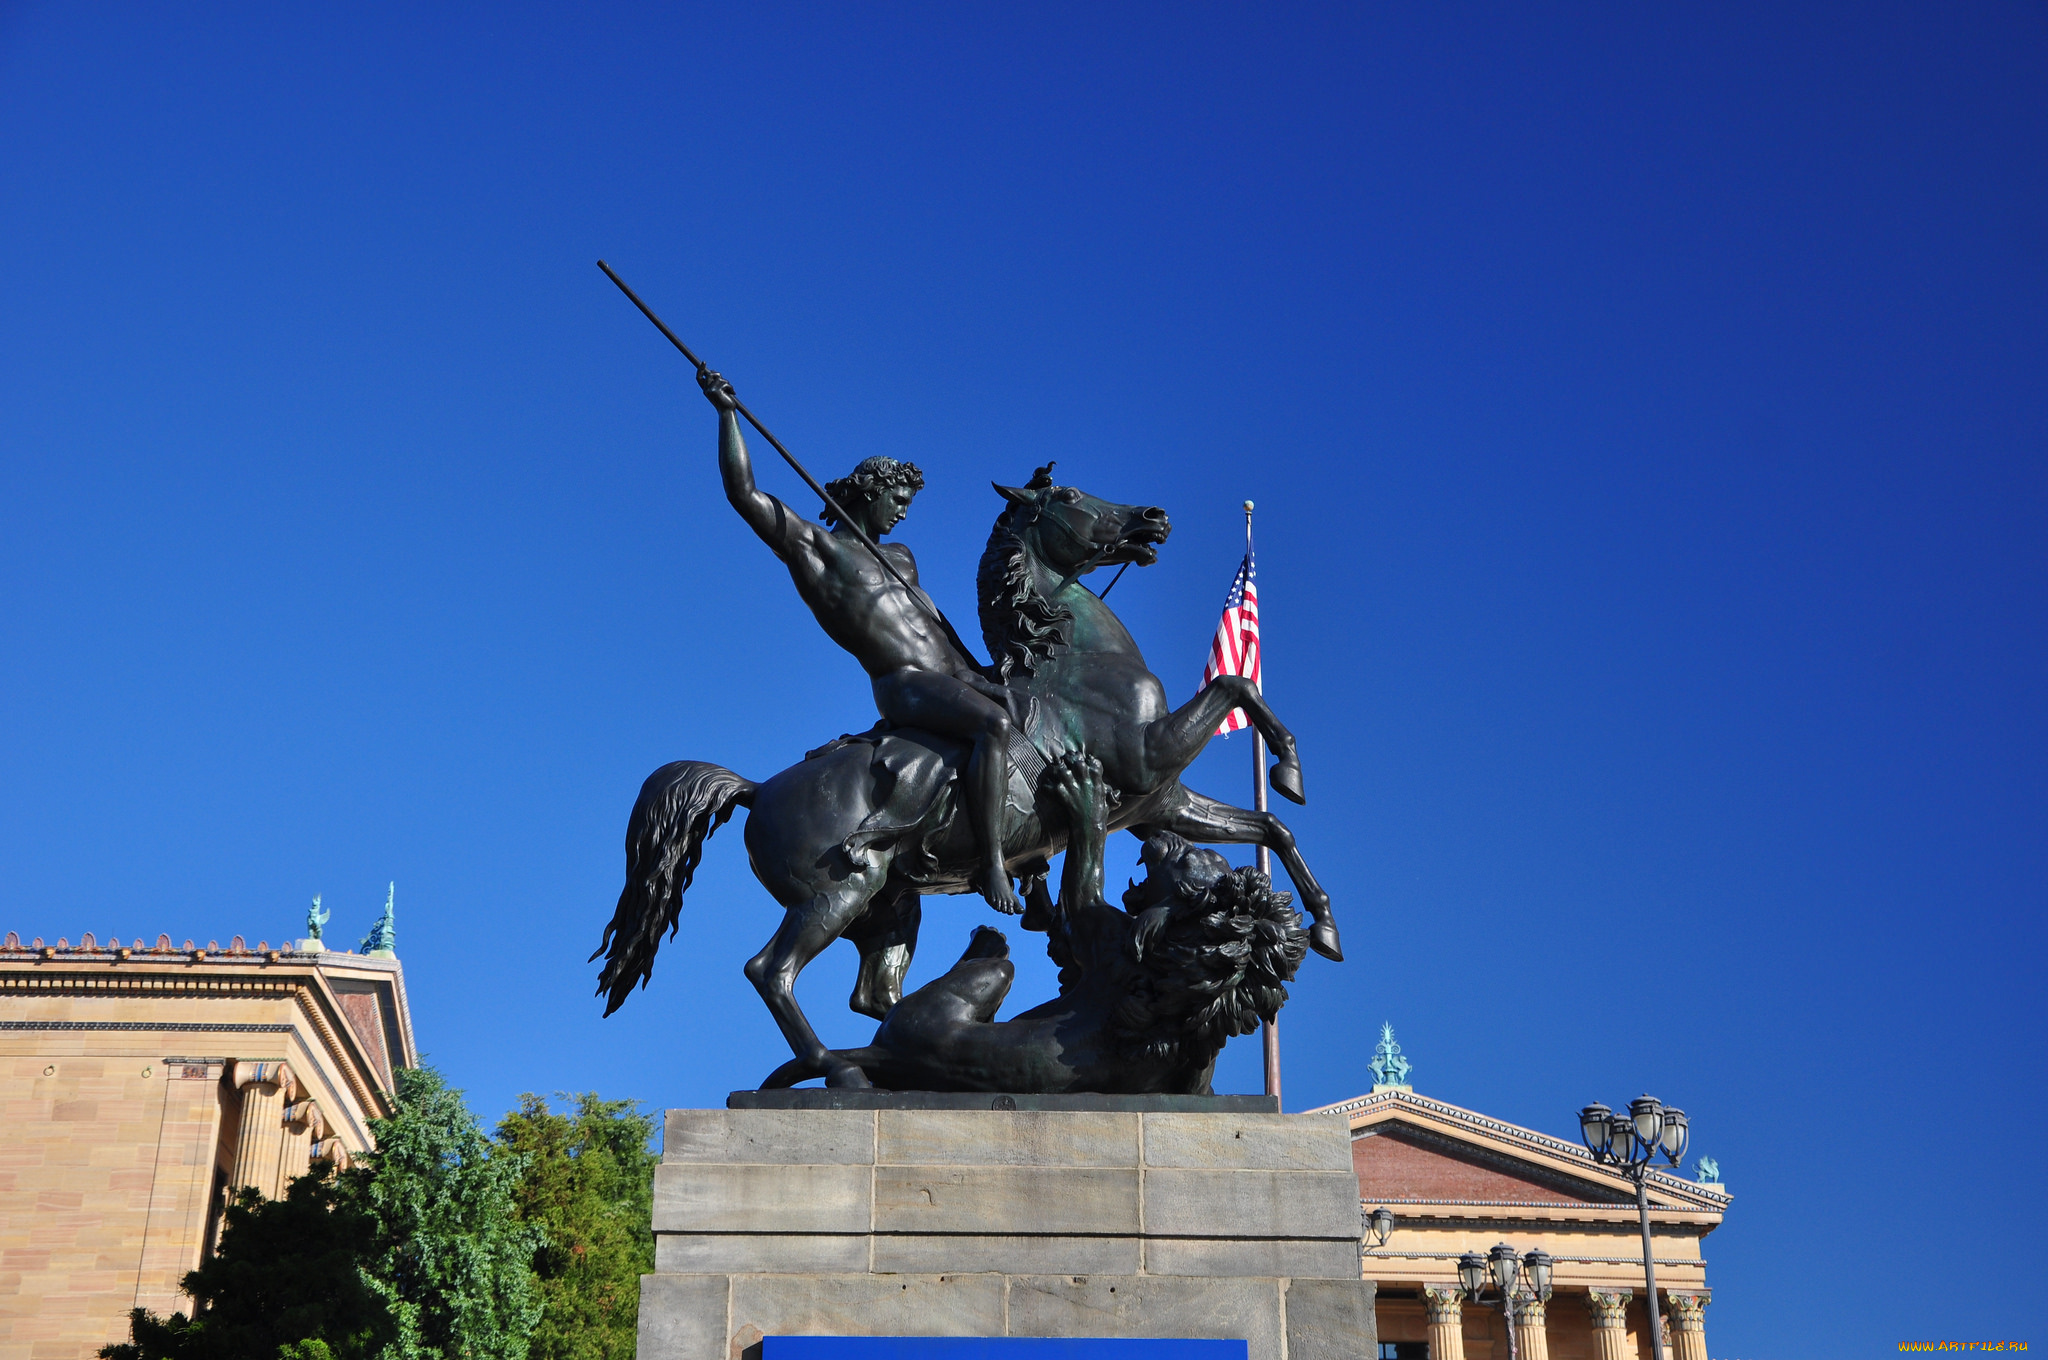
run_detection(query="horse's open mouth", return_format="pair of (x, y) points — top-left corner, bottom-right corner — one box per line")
(1111, 520), (1170, 566)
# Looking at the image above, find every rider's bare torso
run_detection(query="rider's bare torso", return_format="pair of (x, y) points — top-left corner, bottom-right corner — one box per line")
(699, 369), (1021, 913)
(788, 529), (971, 681)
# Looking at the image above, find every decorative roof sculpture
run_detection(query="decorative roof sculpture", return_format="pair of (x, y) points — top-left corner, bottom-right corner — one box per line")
(1368, 1022), (1412, 1090)
(359, 883), (396, 958)
(1696, 1155), (1721, 1184)
(305, 894), (329, 947)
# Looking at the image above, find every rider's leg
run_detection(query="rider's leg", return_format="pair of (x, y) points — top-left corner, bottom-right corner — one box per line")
(964, 718), (1019, 912)
(873, 668), (1021, 914)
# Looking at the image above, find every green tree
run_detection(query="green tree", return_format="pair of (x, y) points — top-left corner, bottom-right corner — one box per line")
(99, 1173), (393, 1360)
(345, 1066), (543, 1360)
(493, 1094), (657, 1360)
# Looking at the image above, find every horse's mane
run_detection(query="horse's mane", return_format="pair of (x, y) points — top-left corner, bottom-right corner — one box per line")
(977, 506), (1072, 680)
(1104, 867), (1307, 1068)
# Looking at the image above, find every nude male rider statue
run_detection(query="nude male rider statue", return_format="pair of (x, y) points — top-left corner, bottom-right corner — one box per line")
(697, 368), (1022, 914)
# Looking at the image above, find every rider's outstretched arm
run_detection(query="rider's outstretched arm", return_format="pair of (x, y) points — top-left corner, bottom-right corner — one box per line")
(702, 371), (805, 558)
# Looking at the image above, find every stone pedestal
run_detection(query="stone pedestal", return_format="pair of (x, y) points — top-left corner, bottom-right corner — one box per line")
(637, 1101), (1375, 1360)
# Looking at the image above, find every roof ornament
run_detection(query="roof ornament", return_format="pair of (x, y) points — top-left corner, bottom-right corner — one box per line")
(303, 894), (330, 951)
(1369, 1021), (1412, 1091)
(1695, 1155), (1720, 1184)
(359, 883), (397, 957)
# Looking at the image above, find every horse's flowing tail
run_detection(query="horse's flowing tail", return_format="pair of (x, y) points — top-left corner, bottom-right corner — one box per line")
(592, 761), (756, 1016)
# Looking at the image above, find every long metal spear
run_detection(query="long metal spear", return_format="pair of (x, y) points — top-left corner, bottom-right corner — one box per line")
(597, 260), (983, 666)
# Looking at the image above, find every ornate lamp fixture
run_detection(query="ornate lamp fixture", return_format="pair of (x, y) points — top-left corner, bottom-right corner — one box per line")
(1579, 1095), (1690, 1360)
(1361, 1206), (1394, 1254)
(1455, 1241), (1554, 1360)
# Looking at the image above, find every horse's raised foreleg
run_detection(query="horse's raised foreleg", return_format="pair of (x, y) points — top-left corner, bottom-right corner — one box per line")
(743, 872), (888, 1088)
(1143, 676), (1306, 804)
(1139, 784), (1342, 962)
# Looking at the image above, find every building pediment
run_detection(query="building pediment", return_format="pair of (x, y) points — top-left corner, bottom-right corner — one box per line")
(1311, 1088), (1730, 1219)
(1356, 1117), (1629, 1206)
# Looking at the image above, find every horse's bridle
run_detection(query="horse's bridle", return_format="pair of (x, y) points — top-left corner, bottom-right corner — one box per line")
(1032, 492), (1139, 597)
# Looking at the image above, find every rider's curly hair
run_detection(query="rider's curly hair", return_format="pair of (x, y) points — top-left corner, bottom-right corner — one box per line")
(821, 456), (925, 527)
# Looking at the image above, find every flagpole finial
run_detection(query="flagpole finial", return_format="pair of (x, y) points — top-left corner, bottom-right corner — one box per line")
(1243, 500), (1254, 514)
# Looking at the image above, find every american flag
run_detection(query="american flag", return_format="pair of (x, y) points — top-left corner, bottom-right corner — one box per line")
(1202, 545), (1260, 735)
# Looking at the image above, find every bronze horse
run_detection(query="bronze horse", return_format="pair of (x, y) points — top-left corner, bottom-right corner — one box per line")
(593, 471), (1340, 1088)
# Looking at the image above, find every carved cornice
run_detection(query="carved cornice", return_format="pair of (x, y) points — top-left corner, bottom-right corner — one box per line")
(1, 1020), (293, 1033)
(1355, 1249), (1706, 1269)
(1353, 1202), (1716, 1246)
(4, 970), (306, 998)
(1, 961), (394, 1134)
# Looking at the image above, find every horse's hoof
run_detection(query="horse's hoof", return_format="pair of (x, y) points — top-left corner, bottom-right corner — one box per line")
(1270, 760), (1307, 805)
(1309, 920), (1344, 962)
(825, 1060), (874, 1089)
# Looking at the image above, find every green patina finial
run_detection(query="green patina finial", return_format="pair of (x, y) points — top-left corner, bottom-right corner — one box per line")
(1368, 1021), (1412, 1090)
(359, 882), (397, 957)
(306, 894), (329, 941)
(1695, 1155), (1721, 1184)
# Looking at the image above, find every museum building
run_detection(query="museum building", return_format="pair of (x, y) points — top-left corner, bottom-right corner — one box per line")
(1313, 1031), (1730, 1360)
(0, 916), (415, 1360)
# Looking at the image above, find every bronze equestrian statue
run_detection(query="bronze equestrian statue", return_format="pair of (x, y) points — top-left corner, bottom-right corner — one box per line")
(589, 266), (1340, 1091)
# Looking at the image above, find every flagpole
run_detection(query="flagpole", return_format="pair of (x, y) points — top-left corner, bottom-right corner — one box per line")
(1247, 500), (1281, 1108)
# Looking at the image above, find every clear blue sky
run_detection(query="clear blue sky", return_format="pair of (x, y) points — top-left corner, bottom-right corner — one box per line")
(4, 4), (2043, 1355)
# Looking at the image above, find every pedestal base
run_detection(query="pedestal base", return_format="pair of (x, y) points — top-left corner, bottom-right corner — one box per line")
(638, 1106), (1374, 1360)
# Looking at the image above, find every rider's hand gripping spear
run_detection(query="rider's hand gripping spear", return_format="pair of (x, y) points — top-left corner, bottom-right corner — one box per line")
(597, 260), (985, 668)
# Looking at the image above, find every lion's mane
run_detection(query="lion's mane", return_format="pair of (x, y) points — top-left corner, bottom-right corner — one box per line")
(1105, 866), (1308, 1068)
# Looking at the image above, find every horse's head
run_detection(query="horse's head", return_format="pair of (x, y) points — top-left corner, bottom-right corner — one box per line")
(991, 463), (1171, 581)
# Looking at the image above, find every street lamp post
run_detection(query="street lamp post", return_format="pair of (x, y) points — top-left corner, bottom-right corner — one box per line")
(1578, 1095), (1690, 1360)
(1456, 1242), (1553, 1360)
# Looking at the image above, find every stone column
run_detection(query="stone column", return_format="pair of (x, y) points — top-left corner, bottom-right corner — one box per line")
(1666, 1292), (1710, 1360)
(1514, 1294), (1551, 1360)
(1585, 1289), (1634, 1360)
(227, 1061), (295, 1199)
(1423, 1285), (1467, 1360)
(280, 1099), (324, 1186)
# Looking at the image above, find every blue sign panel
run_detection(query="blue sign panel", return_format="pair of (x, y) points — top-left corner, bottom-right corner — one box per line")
(764, 1340), (1248, 1360)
